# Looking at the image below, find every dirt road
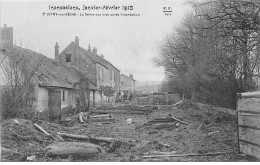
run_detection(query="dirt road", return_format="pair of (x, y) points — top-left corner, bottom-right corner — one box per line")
(1, 102), (257, 161)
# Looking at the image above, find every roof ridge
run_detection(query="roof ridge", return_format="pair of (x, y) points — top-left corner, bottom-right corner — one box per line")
(14, 45), (54, 61)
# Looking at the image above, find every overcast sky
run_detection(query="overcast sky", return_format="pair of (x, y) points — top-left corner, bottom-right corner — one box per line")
(1, 0), (191, 82)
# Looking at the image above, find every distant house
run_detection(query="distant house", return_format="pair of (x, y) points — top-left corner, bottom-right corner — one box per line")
(0, 24), (13, 50)
(120, 74), (136, 94)
(0, 46), (96, 122)
(56, 36), (120, 106)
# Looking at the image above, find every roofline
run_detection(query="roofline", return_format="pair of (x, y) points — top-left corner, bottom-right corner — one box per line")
(95, 61), (109, 69)
(78, 45), (109, 69)
(14, 45), (54, 61)
(39, 84), (73, 89)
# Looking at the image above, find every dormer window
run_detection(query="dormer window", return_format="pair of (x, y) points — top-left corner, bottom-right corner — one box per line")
(65, 53), (71, 62)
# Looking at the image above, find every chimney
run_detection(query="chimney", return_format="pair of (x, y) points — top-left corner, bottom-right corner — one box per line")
(55, 42), (59, 60)
(100, 54), (104, 59)
(129, 74), (133, 79)
(75, 36), (79, 46)
(92, 47), (97, 55)
(4, 24), (7, 28)
(88, 44), (91, 51)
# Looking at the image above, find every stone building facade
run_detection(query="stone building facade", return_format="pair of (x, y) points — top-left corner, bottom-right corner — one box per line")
(56, 36), (120, 106)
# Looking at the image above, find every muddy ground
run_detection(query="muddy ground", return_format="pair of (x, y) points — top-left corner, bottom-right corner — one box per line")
(1, 101), (258, 162)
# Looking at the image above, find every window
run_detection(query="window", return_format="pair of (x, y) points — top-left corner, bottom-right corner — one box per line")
(65, 54), (71, 62)
(110, 68), (112, 80)
(102, 68), (104, 82)
(98, 67), (101, 82)
(1, 32), (5, 39)
(62, 90), (65, 101)
(114, 70), (116, 81)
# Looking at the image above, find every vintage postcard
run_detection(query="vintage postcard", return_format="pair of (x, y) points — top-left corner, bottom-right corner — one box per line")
(0, 0), (259, 162)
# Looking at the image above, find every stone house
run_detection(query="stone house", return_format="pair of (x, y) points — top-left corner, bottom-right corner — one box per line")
(0, 24), (13, 50)
(120, 74), (136, 92)
(120, 74), (136, 99)
(56, 36), (120, 106)
(0, 45), (96, 122)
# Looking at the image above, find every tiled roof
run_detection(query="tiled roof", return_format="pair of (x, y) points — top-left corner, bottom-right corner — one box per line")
(77, 45), (110, 69)
(103, 58), (119, 71)
(65, 42), (120, 70)
(13, 46), (96, 89)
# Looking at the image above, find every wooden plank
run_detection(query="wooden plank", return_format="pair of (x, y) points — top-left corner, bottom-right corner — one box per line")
(170, 117), (188, 125)
(66, 119), (77, 127)
(240, 140), (260, 159)
(238, 125), (260, 131)
(238, 112), (260, 116)
(87, 114), (111, 118)
(93, 110), (150, 114)
(239, 127), (260, 146)
(197, 123), (203, 131)
(57, 132), (90, 140)
(238, 91), (260, 99)
(34, 123), (51, 136)
(141, 151), (232, 158)
(238, 111), (260, 115)
(34, 123), (56, 140)
(131, 107), (153, 111)
(238, 97), (260, 113)
(238, 113), (260, 128)
(98, 106), (153, 111)
(84, 118), (115, 123)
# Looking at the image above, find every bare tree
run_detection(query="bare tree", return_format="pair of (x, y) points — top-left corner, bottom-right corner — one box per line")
(73, 79), (90, 112)
(0, 48), (40, 119)
(193, 0), (260, 91)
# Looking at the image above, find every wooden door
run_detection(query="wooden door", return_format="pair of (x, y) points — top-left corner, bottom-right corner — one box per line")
(48, 89), (61, 122)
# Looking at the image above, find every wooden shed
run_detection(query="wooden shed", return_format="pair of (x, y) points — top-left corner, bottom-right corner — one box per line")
(237, 91), (260, 159)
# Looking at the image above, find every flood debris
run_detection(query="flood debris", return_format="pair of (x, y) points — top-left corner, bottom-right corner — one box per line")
(197, 123), (204, 131)
(141, 151), (233, 158)
(13, 119), (20, 125)
(33, 123), (56, 140)
(1, 147), (18, 154)
(26, 155), (36, 161)
(144, 150), (176, 155)
(78, 112), (84, 123)
(94, 105), (155, 115)
(1, 99), (251, 162)
(66, 119), (77, 127)
(83, 114), (115, 123)
(135, 115), (188, 130)
(45, 142), (105, 159)
(57, 132), (123, 153)
(208, 131), (220, 136)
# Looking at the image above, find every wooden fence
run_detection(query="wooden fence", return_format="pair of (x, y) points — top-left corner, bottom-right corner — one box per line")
(237, 91), (260, 160)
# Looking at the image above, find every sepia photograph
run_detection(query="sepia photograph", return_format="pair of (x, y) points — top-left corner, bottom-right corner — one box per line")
(0, 0), (259, 162)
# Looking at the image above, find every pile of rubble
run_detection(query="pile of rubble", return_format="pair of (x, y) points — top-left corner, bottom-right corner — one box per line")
(95, 105), (157, 115)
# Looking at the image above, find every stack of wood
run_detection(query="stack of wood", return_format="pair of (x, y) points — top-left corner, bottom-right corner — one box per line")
(60, 113), (83, 127)
(152, 93), (166, 105)
(135, 115), (188, 130)
(167, 94), (181, 105)
(137, 94), (154, 105)
(94, 105), (156, 115)
(83, 114), (115, 123)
